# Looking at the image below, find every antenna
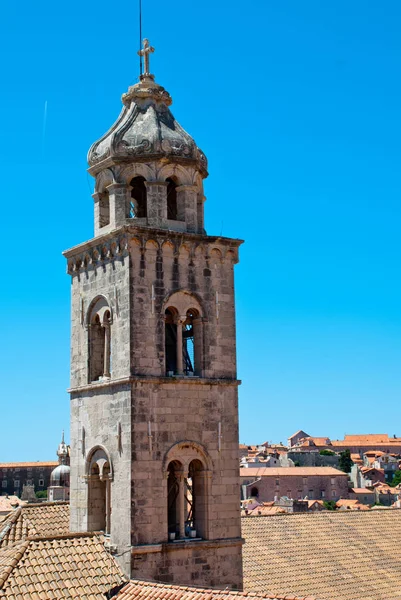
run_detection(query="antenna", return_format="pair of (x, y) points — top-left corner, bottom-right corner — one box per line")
(139, 0), (143, 76)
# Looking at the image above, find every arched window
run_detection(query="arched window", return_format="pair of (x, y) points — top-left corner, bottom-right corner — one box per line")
(167, 460), (182, 538)
(163, 293), (203, 377)
(98, 190), (110, 228)
(87, 447), (112, 534)
(166, 178), (178, 220)
(251, 486), (259, 498)
(164, 442), (211, 541)
(130, 176), (147, 218)
(166, 458), (208, 540)
(88, 298), (112, 383)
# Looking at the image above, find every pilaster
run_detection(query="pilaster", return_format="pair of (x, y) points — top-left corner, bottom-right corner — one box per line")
(107, 183), (129, 229)
(145, 181), (168, 226)
(176, 185), (198, 233)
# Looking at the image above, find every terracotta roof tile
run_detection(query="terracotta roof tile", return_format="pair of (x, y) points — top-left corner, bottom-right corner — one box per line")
(242, 509), (401, 600)
(0, 503), (69, 549)
(115, 580), (313, 600)
(240, 467), (346, 478)
(0, 533), (125, 598)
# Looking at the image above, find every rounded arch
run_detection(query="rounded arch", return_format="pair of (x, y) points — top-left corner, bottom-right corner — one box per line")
(162, 290), (205, 320)
(85, 444), (113, 480)
(157, 163), (193, 186)
(86, 295), (113, 326)
(119, 163), (156, 184)
(95, 168), (115, 193)
(163, 440), (213, 474)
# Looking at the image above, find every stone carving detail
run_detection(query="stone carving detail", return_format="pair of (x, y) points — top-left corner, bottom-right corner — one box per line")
(67, 235), (236, 276)
(87, 71), (208, 176)
(67, 234), (129, 275)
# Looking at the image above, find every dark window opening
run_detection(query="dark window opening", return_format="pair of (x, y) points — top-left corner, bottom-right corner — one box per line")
(188, 459), (206, 538)
(250, 487), (259, 498)
(167, 461), (181, 536)
(130, 176), (147, 218)
(89, 315), (105, 382)
(166, 178), (178, 220)
(183, 309), (196, 376)
(165, 309), (177, 375)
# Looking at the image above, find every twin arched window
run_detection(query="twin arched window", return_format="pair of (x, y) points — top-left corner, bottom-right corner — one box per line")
(165, 306), (202, 377)
(86, 447), (112, 534)
(166, 444), (210, 541)
(87, 293), (203, 382)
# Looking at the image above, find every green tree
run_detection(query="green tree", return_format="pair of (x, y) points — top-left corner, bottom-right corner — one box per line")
(323, 500), (337, 511)
(319, 449), (335, 456)
(339, 449), (353, 473)
(35, 490), (47, 499)
(389, 470), (401, 487)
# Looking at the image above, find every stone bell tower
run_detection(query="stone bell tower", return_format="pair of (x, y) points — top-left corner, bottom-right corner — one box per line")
(64, 40), (243, 588)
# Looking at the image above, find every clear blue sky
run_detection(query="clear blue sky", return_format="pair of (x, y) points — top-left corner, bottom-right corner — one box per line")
(1, 1), (400, 460)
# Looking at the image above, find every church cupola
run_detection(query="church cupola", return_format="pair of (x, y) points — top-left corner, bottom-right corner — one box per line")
(88, 39), (208, 237)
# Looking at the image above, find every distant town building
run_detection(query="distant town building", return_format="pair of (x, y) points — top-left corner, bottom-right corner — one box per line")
(287, 430), (310, 448)
(349, 488), (376, 505)
(240, 467), (349, 502)
(291, 433), (401, 454)
(0, 461), (57, 498)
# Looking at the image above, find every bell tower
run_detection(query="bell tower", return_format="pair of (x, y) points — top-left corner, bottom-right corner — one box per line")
(64, 40), (243, 588)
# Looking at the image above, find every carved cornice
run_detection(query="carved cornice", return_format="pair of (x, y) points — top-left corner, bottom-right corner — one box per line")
(63, 225), (243, 268)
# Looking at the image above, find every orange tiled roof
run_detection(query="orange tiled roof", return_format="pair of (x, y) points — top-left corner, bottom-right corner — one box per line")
(0, 532), (126, 598)
(0, 502), (69, 548)
(0, 497), (25, 514)
(0, 462), (58, 469)
(116, 579), (314, 600)
(240, 467), (346, 477)
(242, 509), (401, 600)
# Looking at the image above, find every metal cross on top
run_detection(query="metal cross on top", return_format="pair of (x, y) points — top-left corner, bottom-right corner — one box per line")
(138, 38), (155, 77)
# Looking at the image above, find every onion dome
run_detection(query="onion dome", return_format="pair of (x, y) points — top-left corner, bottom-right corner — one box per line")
(50, 464), (70, 488)
(87, 39), (207, 177)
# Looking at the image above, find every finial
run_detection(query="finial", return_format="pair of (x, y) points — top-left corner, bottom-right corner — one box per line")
(61, 429), (65, 444)
(138, 38), (155, 79)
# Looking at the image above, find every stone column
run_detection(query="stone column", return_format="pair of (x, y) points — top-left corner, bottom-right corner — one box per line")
(145, 181), (168, 226)
(197, 193), (206, 233)
(176, 185), (198, 232)
(177, 473), (185, 539)
(106, 183), (129, 229)
(176, 319), (184, 375)
(93, 192), (102, 235)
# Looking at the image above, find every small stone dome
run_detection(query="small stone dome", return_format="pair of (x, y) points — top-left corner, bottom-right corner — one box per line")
(50, 464), (70, 488)
(87, 52), (207, 177)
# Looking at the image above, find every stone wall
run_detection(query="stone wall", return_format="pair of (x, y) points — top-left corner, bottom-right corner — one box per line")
(288, 451), (340, 468)
(66, 225), (243, 586)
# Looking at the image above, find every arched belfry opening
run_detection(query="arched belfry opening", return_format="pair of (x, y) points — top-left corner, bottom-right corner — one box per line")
(88, 297), (112, 383)
(130, 176), (147, 218)
(87, 447), (112, 534)
(163, 293), (203, 377)
(166, 177), (178, 220)
(165, 444), (211, 541)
